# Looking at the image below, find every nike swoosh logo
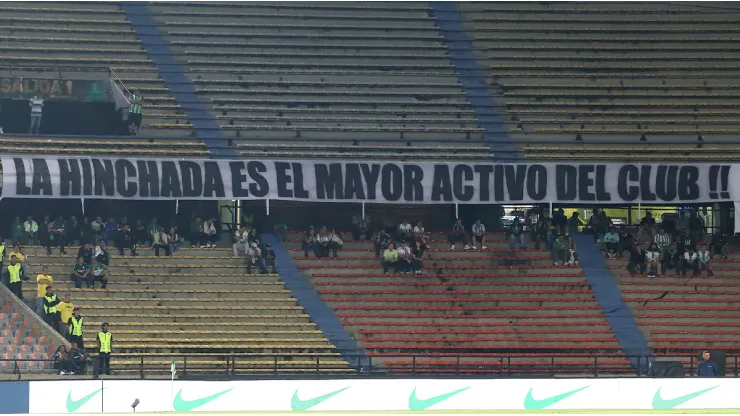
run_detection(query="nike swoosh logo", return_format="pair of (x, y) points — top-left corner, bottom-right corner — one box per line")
(652, 386), (718, 410)
(524, 386), (589, 410)
(66, 388), (103, 413)
(172, 388), (233, 412)
(408, 387), (469, 410)
(291, 387), (350, 411)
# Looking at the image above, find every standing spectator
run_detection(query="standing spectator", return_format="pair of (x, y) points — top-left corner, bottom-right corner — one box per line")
(43, 285), (60, 332)
(654, 228), (671, 254)
(682, 247), (699, 277)
(48, 215), (68, 256)
(374, 229), (390, 258)
(233, 226), (250, 257)
(188, 215), (203, 248)
(449, 218), (471, 250)
(567, 235), (580, 266)
(661, 242), (680, 276)
(80, 217), (95, 246)
(619, 228), (635, 259)
(567, 212), (583, 235)
(411, 240), (425, 275)
(36, 266), (53, 316)
(199, 219), (217, 248)
(531, 218), (550, 250)
(91, 217), (103, 243)
(58, 294), (74, 336)
(68, 216), (81, 247)
(552, 233), (569, 265)
(28, 95), (44, 135)
(328, 228), (343, 259)
(128, 88), (144, 136)
(115, 224), (137, 256)
(603, 227), (621, 258)
(645, 243), (661, 277)
(70, 257), (91, 289)
(697, 244), (713, 276)
(507, 217), (525, 251)
(638, 211), (657, 243)
(472, 219), (487, 250)
(77, 243), (94, 264)
(3, 255), (25, 299)
(397, 219), (412, 244)
(38, 215), (51, 248)
(314, 226), (330, 258)
(551, 209), (567, 234)
(90, 259), (108, 289)
(351, 213), (371, 241)
(96, 323), (112, 376)
(103, 217), (118, 247)
(710, 232), (728, 259)
(697, 350), (719, 377)
(273, 216), (288, 242)
(302, 226), (316, 258)
(151, 229), (170, 257)
(628, 245), (647, 275)
(9, 216), (23, 245)
(381, 243), (399, 275)
(23, 216), (38, 245)
(261, 244), (277, 274)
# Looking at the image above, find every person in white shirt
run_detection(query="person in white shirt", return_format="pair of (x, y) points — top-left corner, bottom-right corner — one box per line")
(396, 242), (412, 274)
(645, 243), (661, 277)
(682, 247), (699, 277)
(697, 244), (714, 276)
(328, 228), (343, 259)
(199, 219), (217, 248)
(315, 226), (330, 258)
(472, 219), (487, 250)
(232, 226), (250, 257)
(151, 229), (170, 257)
(245, 242), (261, 274)
(28, 95), (44, 135)
(23, 216), (39, 245)
(397, 219), (412, 244)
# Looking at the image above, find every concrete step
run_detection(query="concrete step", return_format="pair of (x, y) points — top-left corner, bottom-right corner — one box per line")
(23, 281), (282, 290)
(288, 250), (544, 259)
(23, 288), (292, 299)
(83, 313), (311, 322)
(78, 306), (304, 314)
(59, 298), (298, 306)
(304, 266), (580, 275)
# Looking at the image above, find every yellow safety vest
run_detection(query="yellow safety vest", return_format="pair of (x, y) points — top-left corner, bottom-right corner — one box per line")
(69, 316), (83, 336)
(0, 245), (5, 258)
(7, 264), (21, 283)
(43, 294), (58, 314)
(98, 331), (112, 353)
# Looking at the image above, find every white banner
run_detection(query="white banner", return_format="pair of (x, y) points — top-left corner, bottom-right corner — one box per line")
(1, 156), (735, 204)
(27, 378), (738, 413)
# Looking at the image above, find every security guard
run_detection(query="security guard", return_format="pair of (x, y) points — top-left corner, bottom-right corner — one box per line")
(68, 307), (84, 349)
(4, 255), (24, 299)
(0, 238), (6, 271)
(43, 285), (60, 332)
(97, 322), (112, 375)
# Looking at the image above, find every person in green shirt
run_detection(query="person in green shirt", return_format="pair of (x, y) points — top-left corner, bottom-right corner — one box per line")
(9, 216), (23, 246)
(273, 217), (288, 242)
(552, 234), (569, 265)
(381, 243), (399, 275)
(70, 257), (91, 289)
(189, 215), (203, 248)
(48, 215), (68, 256)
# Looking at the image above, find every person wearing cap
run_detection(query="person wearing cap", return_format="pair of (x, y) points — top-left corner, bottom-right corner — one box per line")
(97, 322), (112, 375)
(68, 306), (84, 349)
(36, 266), (54, 316)
(58, 295), (74, 336)
(698, 350), (718, 377)
(43, 285), (61, 332)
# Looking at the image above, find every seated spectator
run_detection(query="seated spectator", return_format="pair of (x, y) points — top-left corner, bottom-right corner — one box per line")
(603, 227), (621, 258)
(147, 218), (162, 241)
(273, 216), (288, 242)
(328, 228), (343, 259)
(233, 226), (250, 258)
(189, 215), (203, 248)
(710, 232), (728, 259)
(567, 235), (580, 266)
(637, 211), (657, 243)
(245, 242), (261, 274)
(103, 217), (118, 247)
(411, 240), (425, 275)
(682, 247), (699, 277)
(396, 242), (413, 275)
(507, 217), (525, 251)
(70, 258), (90, 298)
(676, 231), (696, 256)
(397, 219), (413, 244)
(552, 233), (569, 265)
(68, 343), (88, 375)
(381, 243), (399, 275)
(661, 242), (680, 276)
(134, 220), (148, 246)
(412, 221), (428, 245)
(48, 216), (68, 256)
(168, 227), (181, 255)
(53, 345), (72, 375)
(116, 224), (137, 256)
(645, 243), (661, 277)
(532, 218), (551, 250)
(94, 240), (109, 266)
(472, 219), (487, 250)
(374, 229), (390, 257)
(199, 219), (217, 248)
(567, 212), (583, 235)
(261, 243), (277, 274)
(90, 259), (108, 289)
(23, 216), (39, 245)
(654, 228), (671, 254)
(77, 243), (93, 265)
(698, 244), (713, 276)
(152, 229), (170, 257)
(449, 218), (471, 250)
(301, 227), (316, 258)
(619, 229), (634, 259)
(351, 213), (371, 241)
(9, 216), (23, 245)
(628, 245), (647, 275)
(315, 226), (330, 258)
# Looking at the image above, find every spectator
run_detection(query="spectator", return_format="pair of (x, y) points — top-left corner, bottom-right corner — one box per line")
(412, 221), (428, 245)
(134, 220), (147, 246)
(603, 227), (621, 258)
(3, 254), (25, 299)
(69, 342), (88, 375)
(688, 212), (705, 243)
(645, 243), (661, 277)
(168, 227), (181, 255)
(381, 243), (399, 275)
(628, 245), (647, 275)
(567, 235), (580, 266)
(697, 244), (713, 276)
(619, 228), (634, 259)
(411, 240), (425, 275)
(302, 226), (316, 258)
(48, 215), (68, 256)
(472, 219), (487, 250)
(449, 218), (470, 250)
(710, 232), (728, 259)
(68, 216), (81, 247)
(90, 217), (103, 242)
(273, 216), (288, 242)
(103, 217), (118, 247)
(43, 285), (60, 332)
(567, 212), (583, 235)
(53, 345), (71, 375)
(397, 219), (412, 244)
(58, 294), (74, 336)
(351, 213), (370, 241)
(697, 350), (719, 377)
(151, 229), (170, 257)
(147, 218), (162, 239)
(128, 88), (144, 136)
(28, 95), (44, 135)
(9, 216), (22, 245)
(637, 211), (657, 243)
(677, 231), (696, 256)
(199, 219), (217, 248)
(552, 234), (569, 265)
(80, 217), (95, 246)
(661, 242), (680, 276)
(396, 242), (413, 274)
(90, 259), (108, 289)
(8, 244), (28, 280)
(77, 243), (93, 264)
(682, 247), (700, 277)
(23, 216), (38, 245)
(70, 257), (91, 289)
(261, 244), (277, 274)
(552, 209), (567, 234)
(94, 240), (109, 267)
(328, 228), (343, 259)
(36, 266), (53, 316)
(374, 229), (390, 258)
(532, 218), (550, 250)
(233, 226), (250, 258)
(38, 215), (51, 249)
(116, 224), (137, 256)
(0, 239), (5, 272)
(245, 242), (260, 274)
(189, 215), (202, 248)
(654, 228), (671, 254)
(312, 226), (329, 258)
(508, 217), (525, 251)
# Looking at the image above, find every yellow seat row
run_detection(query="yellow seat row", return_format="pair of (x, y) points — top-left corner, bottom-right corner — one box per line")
(41, 262), (240, 268)
(85, 321), (316, 328)
(24, 288), (291, 295)
(25, 281), (283, 287)
(83, 313), (310, 320)
(80, 305), (303, 311)
(68, 297), (297, 302)
(85, 329), (323, 336)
